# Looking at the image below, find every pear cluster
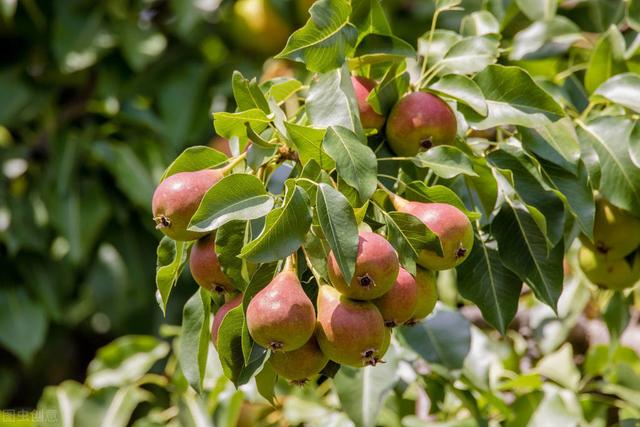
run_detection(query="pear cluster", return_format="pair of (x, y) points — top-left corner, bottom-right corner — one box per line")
(578, 198), (640, 290)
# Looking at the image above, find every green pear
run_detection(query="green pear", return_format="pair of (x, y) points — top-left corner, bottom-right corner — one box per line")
(268, 336), (328, 385)
(580, 198), (640, 259)
(152, 169), (223, 241)
(579, 246), (640, 290)
(231, 0), (292, 56)
(246, 271), (316, 351)
(406, 268), (438, 324)
(327, 231), (400, 300)
(315, 285), (386, 367)
(386, 91), (457, 156)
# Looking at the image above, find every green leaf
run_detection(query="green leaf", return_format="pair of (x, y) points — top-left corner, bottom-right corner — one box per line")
(323, 126), (377, 200)
(215, 221), (249, 291)
(456, 234), (522, 334)
(413, 146), (480, 179)
(592, 72), (640, 113)
(284, 122), (334, 170)
(578, 116), (640, 212)
(264, 77), (303, 103)
(467, 65), (565, 130)
(240, 182), (312, 262)
(383, 210), (442, 274)
(188, 174), (274, 233)
(584, 25), (628, 94)
(429, 74), (487, 116)
(232, 71), (270, 113)
(629, 0), (640, 31)
(366, 64), (410, 116)
(0, 288), (47, 363)
(399, 309), (471, 370)
(307, 66), (364, 137)
(515, 0), (557, 21)
(156, 237), (188, 315)
(316, 183), (359, 284)
(74, 386), (151, 427)
(38, 381), (88, 427)
(437, 35), (500, 75)
(460, 11), (500, 36)
(255, 364), (277, 405)
(491, 199), (564, 311)
(161, 146), (228, 180)
(179, 289), (211, 392)
(213, 109), (271, 142)
(535, 344), (581, 391)
(405, 181), (481, 221)
(334, 356), (399, 427)
(353, 33), (416, 62)
(417, 30), (462, 68)
(510, 17), (582, 61)
(603, 291), (631, 340)
(86, 336), (170, 388)
(519, 117), (581, 174)
(276, 0), (357, 73)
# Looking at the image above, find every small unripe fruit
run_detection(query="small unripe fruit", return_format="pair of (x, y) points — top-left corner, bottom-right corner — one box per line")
(189, 234), (234, 294)
(152, 169), (223, 241)
(315, 285), (386, 367)
(579, 246), (640, 290)
(268, 336), (328, 385)
(327, 232), (400, 300)
(373, 267), (419, 327)
(386, 91), (457, 156)
(246, 271), (316, 352)
(406, 268), (437, 324)
(580, 198), (640, 260)
(352, 76), (386, 131)
(231, 0), (292, 56)
(211, 294), (243, 348)
(396, 200), (473, 270)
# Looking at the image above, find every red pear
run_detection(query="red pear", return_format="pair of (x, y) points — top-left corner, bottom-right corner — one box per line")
(406, 268), (437, 324)
(246, 270), (316, 352)
(327, 232), (400, 300)
(352, 76), (386, 130)
(152, 169), (223, 241)
(268, 336), (329, 385)
(395, 198), (473, 270)
(373, 267), (419, 327)
(189, 234), (234, 294)
(386, 91), (457, 156)
(211, 294), (243, 348)
(315, 285), (386, 367)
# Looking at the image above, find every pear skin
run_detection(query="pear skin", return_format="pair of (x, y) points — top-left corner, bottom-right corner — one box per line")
(211, 294), (243, 348)
(246, 271), (316, 351)
(406, 268), (438, 324)
(352, 76), (386, 130)
(190, 234), (234, 293)
(386, 91), (457, 156)
(579, 246), (640, 290)
(373, 267), (419, 327)
(152, 169), (223, 241)
(580, 198), (640, 259)
(268, 336), (328, 385)
(327, 232), (400, 300)
(315, 285), (386, 367)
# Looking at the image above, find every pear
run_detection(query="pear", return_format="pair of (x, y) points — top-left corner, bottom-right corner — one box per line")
(406, 268), (438, 325)
(211, 294), (243, 348)
(315, 285), (386, 367)
(579, 246), (640, 290)
(373, 267), (419, 327)
(190, 234), (234, 294)
(386, 91), (457, 156)
(327, 231), (400, 300)
(392, 196), (473, 270)
(152, 169), (223, 241)
(231, 0), (291, 56)
(268, 336), (328, 385)
(352, 76), (386, 130)
(580, 198), (640, 259)
(246, 271), (316, 351)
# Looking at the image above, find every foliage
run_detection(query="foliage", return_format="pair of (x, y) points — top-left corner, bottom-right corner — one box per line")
(2, 0), (640, 426)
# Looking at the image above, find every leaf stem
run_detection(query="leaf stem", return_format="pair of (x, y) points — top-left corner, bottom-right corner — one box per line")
(301, 246), (324, 286)
(220, 151), (248, 174)
(419, 8), (442, 84)
(377, 157), (415, 161)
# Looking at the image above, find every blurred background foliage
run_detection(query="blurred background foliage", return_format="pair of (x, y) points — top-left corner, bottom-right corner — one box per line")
(2, 0), (640, 425)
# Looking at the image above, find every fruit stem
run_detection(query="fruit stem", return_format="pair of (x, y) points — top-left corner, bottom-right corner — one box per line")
(283, 252), (297, 273)
(376, 182), (408, 210)
(220, 151), (248, 174)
